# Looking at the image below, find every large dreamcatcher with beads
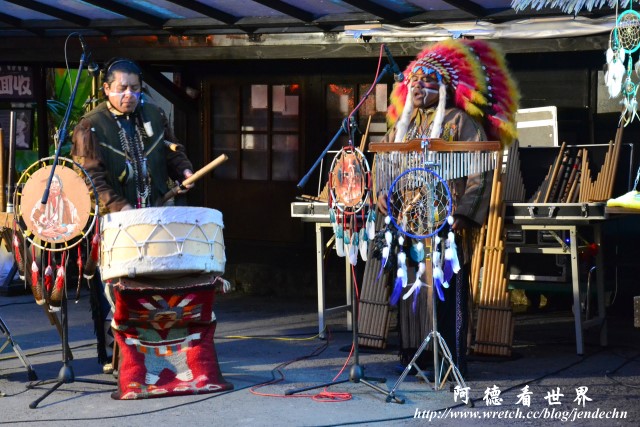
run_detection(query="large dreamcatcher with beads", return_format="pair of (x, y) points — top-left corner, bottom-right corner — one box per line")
(382, 166), (458, 311)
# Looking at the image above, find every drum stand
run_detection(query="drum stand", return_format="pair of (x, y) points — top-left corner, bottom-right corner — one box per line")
(285, 271), (403, 403)
(27, 286), (115, 409)
(0, 311), (37, 381)
(385, 238), (472, 406)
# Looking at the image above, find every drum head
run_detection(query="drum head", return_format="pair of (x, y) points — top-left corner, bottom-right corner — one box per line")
(15, 157), (98, 250)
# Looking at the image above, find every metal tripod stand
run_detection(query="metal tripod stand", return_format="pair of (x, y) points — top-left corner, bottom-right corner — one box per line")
(385, 272), (471, 404)
(0, 309), (37, 381)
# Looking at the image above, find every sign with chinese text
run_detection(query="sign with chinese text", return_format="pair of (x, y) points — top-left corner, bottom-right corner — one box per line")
(0, 66), (34, 100)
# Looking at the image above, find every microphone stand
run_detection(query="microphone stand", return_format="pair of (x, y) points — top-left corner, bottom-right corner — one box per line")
(297, 63), (398, 190)
(40, 51), (88, 206)
(27, 47), (115, 409)
(288, 63), (403, 403)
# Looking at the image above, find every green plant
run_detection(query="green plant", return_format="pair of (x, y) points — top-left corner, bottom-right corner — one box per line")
(14, 67), (95, 173)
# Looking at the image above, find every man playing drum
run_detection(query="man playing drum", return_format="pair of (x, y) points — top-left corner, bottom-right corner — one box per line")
(71, 58), (195, 369)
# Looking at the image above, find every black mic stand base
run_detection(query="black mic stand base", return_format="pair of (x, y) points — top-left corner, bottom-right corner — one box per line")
(284, 270), (402, 404)
(27, 362), (115, 409)
(26, 289), (115, 409)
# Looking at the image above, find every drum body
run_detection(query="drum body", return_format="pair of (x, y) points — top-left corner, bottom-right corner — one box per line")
(100, 206), (225, 280)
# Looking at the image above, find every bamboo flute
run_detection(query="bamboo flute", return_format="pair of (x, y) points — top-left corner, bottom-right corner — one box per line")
(543, 142), (567, 202)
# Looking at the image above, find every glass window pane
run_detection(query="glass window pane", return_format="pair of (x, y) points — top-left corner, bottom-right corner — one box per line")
(212, 149), (237, 179)
(241, 134), (267, 180)
(212, 86), (238, 131)
(358, 83), (388, 137)
(242, 85), (268, 131)
(213, 133), (237, 150)
(272, 134), (298, 181)
(273, 84), (300, 131)
(326, 83), (354, 146)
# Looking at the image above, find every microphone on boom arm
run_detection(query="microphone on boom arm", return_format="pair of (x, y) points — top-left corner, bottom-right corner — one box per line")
(384, 44), (404, 82)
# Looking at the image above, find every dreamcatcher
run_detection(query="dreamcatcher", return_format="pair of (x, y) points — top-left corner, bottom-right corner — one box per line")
(384, 167), (455, 310)
(13, 157), (99, 310)
(328, 145), (374, 265)
(609, 4), (640, 125)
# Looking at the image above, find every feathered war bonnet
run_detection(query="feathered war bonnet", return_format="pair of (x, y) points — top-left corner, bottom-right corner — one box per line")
(387, 39), (520, 148)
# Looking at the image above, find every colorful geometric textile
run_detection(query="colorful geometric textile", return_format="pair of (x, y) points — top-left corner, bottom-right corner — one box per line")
(110, 275), (232, 399)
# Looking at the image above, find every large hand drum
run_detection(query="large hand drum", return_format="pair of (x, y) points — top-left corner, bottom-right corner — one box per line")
(15, 157), (98, 250)
(100, 206), (226, 280)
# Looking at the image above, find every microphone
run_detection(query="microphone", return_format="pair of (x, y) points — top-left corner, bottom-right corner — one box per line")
(383, 45), (404, 82)
(79, 35), (99, 76)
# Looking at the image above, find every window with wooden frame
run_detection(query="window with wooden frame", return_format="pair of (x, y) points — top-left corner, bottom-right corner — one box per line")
(324, 82), (389, 148)
(210, 83), (300, 181)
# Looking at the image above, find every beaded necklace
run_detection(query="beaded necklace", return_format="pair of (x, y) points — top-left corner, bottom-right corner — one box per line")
(113, 112), (150, 208)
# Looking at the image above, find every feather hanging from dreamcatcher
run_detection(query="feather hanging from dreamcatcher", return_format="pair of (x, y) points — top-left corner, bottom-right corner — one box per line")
(348, 229), (359, 265)
(12, 234), (22, 266)
(606, 30), (626, 98)
(431, 236), (449, 301)
(358, 228), (368, 261)
(389, 235), (409, 306)
(403, 261), (426, 306)
(377, 224), (393, 280)
(83, 218), (101, 279)
(75, 245), (83, 302)
(30, 246), (44, 306)
(49, 251), (67, 312)
(44, 252), (53, 296)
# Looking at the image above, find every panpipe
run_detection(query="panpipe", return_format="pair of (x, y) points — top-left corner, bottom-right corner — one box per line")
(357, 213), (392, 349)
(369, 139), (500, 198)
(506, 126), (623, 204)
(473, 165), (514, 356)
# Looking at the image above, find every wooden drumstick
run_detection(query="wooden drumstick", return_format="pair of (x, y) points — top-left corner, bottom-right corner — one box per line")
(157, 154), (229, 207)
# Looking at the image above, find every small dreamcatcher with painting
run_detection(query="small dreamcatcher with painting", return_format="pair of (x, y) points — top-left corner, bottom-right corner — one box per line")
(328, 120), (374, 266)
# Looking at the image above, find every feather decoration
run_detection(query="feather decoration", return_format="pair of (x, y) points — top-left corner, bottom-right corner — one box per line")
(606, 48), (626, 98)
(366, 209), (376, 240)
(386, 38), (519, 149)
(432, 250), (446, 301)
(335, 224), (345, 257)
(397, 250), (408, 288)
(75, 245), (83, 302)
(412, 285), (420, 313)
(410, 240), (425, 262)
(84, 219), (101, 279)
(30, 247), (45, 305)
(403, 261), (425, 300)
(50, 252), (66, 312)
(511, 0), (625, 15)
(390, 275), (404, 306)
(12, 234), (22, 265)
(377, 217), (393, 280)
(359, 228), (368, 261)
(443, 231), (461, 287)
(377, 245), (390, 281)
(44, 252), (53, 294)
(348, 230), (358, 266)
